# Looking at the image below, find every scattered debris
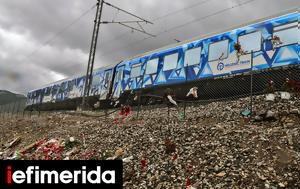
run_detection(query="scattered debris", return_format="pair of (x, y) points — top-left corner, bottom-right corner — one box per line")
(216, 171), (226, 177)
(186, 87), (198, 98)
(6, 136), (21, 149)
(165, 139), (176, 154)
(0, 94), (300, 188)
(123, 156), (133, 163)
(114, 148), (124, 158)
(167, 95), (177, 106)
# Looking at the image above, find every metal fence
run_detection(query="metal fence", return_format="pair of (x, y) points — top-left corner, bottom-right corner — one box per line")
(1, 63), (299, 120)
(134, 64), (300, 120)
(0, 99), (28, 119)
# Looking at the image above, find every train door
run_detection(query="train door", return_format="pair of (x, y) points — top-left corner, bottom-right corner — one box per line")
(112, 66), (124, 99)
(100, 70), (112, 100)
(90, 72), (101, 96)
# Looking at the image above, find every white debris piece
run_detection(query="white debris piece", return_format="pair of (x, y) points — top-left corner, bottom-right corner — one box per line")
(167, 95), (177, 106)
(94, 101), (100, 108)
(186, 87), (198, 98)
(123, 156), (134, 163)
(114, 100), (120, 107)
(280, 92), (291, 100)
(265, 93), (275, 101)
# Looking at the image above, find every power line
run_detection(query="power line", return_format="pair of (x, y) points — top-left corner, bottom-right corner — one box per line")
(82, 0), (154, 109)
(100, 1), (155, 38)
(103, 1), (153, 24)
(25, 0), (255, 71)
(99, 0), (214, 46)
(98, 0), (256, 60)
(23, 0), (214, 63)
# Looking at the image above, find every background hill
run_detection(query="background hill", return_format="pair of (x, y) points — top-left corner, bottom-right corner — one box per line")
(0, 90), (26, 105)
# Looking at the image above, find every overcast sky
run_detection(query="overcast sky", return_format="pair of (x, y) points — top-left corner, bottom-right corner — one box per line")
(0, 0), (299, 94)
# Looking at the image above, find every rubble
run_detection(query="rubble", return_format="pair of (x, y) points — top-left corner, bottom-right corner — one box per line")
(0, 94), (299, 188)
(216, 171), (226, 177)
(6, 136), (21, 148)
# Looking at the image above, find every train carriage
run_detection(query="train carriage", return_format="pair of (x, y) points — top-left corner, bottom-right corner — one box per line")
(26, 10), (300, 110)
(26, 66), (115, 110)
(111, 11), (300, 103)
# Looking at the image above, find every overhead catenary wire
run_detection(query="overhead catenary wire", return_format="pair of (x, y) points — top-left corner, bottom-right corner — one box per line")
(23, 0), (230, 64)
(99, 0), (215, 46)
(103, 1), (153, 24)
(98, 0), (257, 60)
(100, 1), (155, 38)
(82, 0), (155, 109)
(24, 0), (256, 79)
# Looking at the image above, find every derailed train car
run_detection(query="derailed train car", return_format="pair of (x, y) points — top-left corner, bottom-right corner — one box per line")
(26, 66), (114, 111)
(26, 11), (300, 111)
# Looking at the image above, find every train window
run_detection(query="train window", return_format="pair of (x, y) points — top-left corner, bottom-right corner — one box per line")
(104, 71), (110, 84)
(273, 22), (298, 47)
(130, 63), (141, 78)
(51, 85), (58, 95)
(208, 39), (228, 61)
(145, 58), (159, 74)
(184, 47), (201, 66)
(35, 91), (40, 97)
(163, 53), (178, 71)
(238, 31), (261, 53)
(91, 75), (100, 86)
(44, 87), (51, 95)
(116, 68), (124, 82)
(68, 80), (75, 91)
(59, 83), (66, 92)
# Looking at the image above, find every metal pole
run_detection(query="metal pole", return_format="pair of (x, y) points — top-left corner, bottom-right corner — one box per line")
(5, 104), (8, 119)
(183, 63), (188, 120)
(250, 50), (254, 116)
(16, 101), (20, 118)
(137, 72), (145, 119)
(0, 105), (3, 120)
(2, 105), (5, 119)
(7, 103), (11, 118)
(137, 90), (142, 119)
(11, 101), (16, 118)
(0, 105), (2, 118)
(82, 0), (104, 109)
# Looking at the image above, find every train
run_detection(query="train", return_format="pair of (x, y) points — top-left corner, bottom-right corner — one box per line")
(26, 10), (300, 111)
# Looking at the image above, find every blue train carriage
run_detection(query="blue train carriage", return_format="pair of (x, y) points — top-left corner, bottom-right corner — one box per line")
(89, 66), (114, 100)
(26, 64), (115, 110)
(111, 11), (300, 103)
(26, 78), (67, 110)
(86, 65), (115, 108)
(26, 89), (42, 107)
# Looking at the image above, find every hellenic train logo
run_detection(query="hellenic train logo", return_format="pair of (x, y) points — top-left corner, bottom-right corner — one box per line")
(217, 62), (224, 71)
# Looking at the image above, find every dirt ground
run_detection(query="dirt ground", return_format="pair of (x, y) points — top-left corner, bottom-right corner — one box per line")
(0, 96), (299, 188)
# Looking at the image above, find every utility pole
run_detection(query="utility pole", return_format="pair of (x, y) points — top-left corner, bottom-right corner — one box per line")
(82, 0), (104, 109)
(183, 63), (188, 120)
(81, 0), (154, 110)
(250, 50), (254, 116)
